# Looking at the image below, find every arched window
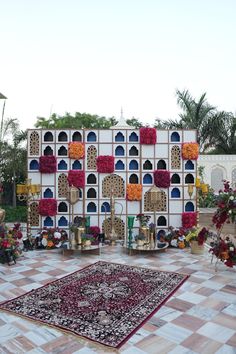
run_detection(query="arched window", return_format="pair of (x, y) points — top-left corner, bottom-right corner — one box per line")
(87, 202), (97, 212)
(185, 202), (194, 212)
(129, 146), (138, 156)
(44, 132), (53, 142)
(143, 173), (153, 184)
(101, 202), (110, 212)
(87, 145), (97, 170)
(87, 174), (97, 184)
(171, 188), (180, 198)
(58, 160), (67, 170)
(211, 167), (224, 192)
(58, 216), (68, 227)
(171, 146), (181, 169)
(72, 131), (82, 141)
(29, 131), (39, 155)
(157, 160), (166, 170)
(58, 146), (67, 156)
(143, 160), (152, 170)
(115, 160), (125, 170)
(87, 188), (97, 198)
(171, 132), (180, 142)
(58, 132), (68, 142)
(44, 146), (53, 156)
(87, 132), (97, 142)
(171, 173), (180, 184)
(115, 132), (125, 142)
(129, 174), (139, 184)
(129, 132), (138, 142)
(129, 160), (138, 170)
(185, 160), (194, 170)
(58, 202), (68, 213)
(30, 160), (39, 170)
(185, 174), (194, 184)
(44, 216), (53, 227)
(72, 160), (82, 170)
(43, 188), (53, 198)
(157, 216), (167, 226)
(115, 146), (125, 156)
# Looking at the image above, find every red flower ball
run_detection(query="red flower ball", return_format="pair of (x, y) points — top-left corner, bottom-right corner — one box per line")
(96, 155), (114, 173)
(39, 156), (57, 173)
(67, 170), (85, 188)
(140, 127), (157, 144)
(154, 170), (170, 188)
(38, 199), (57, 216)
(182, 212), (197, 229)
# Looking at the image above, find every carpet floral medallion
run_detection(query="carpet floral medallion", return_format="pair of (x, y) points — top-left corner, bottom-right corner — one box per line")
(0, 261), (189, 348)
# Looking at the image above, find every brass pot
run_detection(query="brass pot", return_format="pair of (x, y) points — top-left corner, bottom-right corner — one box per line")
(190, 240), (204, 255)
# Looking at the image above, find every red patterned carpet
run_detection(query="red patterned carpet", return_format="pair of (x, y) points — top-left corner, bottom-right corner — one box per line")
(0, 261), (189, 349)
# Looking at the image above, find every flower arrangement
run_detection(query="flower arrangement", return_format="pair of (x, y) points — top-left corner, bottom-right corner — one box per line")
(39, 156), (57, 173)
(38, 199), (57, 216)
(96, 155), (114, 173)
(135, 233), (146, 241)
(136, 213), (151, 227)
(210, 237), (236, 268)
(182, 212), (197, 229)
(68, 142), (85, 159)
(182, 143), (199, 160)
(154, 170), (171, 188)
(67, 170), (85, 188)
(81, 234), (95, 244)
(185, 227), (209, 245)
(36, 228), (68, 249)
(140, 127), (157, 144)
(89, 226), (100, 238)
(0, 223), (23, 263)
(126, 184), (142, 201)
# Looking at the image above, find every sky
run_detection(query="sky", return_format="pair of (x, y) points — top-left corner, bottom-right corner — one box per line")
(0, 0), (236, 130)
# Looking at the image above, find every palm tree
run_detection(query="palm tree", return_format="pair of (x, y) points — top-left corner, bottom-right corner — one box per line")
(209, 112), (236, 154)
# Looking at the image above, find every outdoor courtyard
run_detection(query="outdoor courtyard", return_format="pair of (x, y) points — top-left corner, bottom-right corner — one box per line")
(0, 244), (235, 354)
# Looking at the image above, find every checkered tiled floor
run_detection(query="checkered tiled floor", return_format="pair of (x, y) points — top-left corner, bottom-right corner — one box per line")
(0, 246), (235, 354)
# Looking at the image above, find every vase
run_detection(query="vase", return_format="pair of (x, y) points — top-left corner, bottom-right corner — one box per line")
(76, 227), (85, 244)
(190, 240), (204, 255)
(136, 239), (144, 247)
(140, 226), (149, 243)
(83, 240), (91, 247)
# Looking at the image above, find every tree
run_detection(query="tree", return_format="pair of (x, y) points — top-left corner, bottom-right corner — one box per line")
(209, 112), (236, 154)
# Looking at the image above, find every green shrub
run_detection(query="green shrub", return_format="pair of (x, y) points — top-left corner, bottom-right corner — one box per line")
(1, 205), (27, 222)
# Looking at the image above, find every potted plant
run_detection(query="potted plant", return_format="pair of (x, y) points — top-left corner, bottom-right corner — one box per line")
(185, 227), (209, 254)
(134, 233), (146, 246)
(81, 234), (95, 247)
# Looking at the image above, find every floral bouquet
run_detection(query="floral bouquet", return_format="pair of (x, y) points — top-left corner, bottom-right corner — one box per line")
(185, 227), (209, 245)
(210, 236), (236, 268)
(36, 228), (68, 249)
(136, 213), (151, 227)
(0, 223), (23, 264)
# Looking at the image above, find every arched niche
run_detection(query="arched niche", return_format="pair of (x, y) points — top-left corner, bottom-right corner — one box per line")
(87, 132), (97, 142)
(58, 216), (68, 227)
(58, 146), (67, 156)
(143, 173), (153, 184)
(58, 160), (68, 170)
(171, 173), (180, 184)
(170, 132), (180, 142)
(102, 174), (125, 198)
(43, 188), (53, 198)
(115, 146), (125, 156)
(58, 202), (68, 213)
(157, 216), (167, 226)
(115, 160), (125, 170)
(171, 188), (180, 198)
(58, 131), (68, 142)
(101, 202), (110, 212)
(87, 188), (97, 198)
(87, 202), (97, 213)
(129, 160), (138, 170)
(87, 145), (97, 170)
(87, 174), (97, 184)
(185, 174), (194, 184)
(129, 146), (138, 156)
(44, 216), (53, 227)
(115, 132), (125, 142)
(185, 202), (194, 212)
(157, 160), (166, 170)
(29, 160), (39, 170)
(44, 146), (53, 156)
(171, 146), (181, 169)
(143, 160), (153, 170)
(185, 160), (194, 170)
(29, 131), (39, 155)
(211, 167), (224, 192)
(129, 174), (139, 184)
(129, 132), (138, 142)
(44, 131), (53, 142)
(72, 160), (82, 170)
(72, 131), (82, 142)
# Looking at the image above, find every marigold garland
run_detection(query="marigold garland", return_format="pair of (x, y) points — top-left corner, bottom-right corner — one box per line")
(182, 212), (197, 229)
(126, 184), (142, 201)
(182, 142), (199, 160)
(68, 142), (85, 159)
(67, 170), (85, 188)
(39, 156), (57, 173)
(140, 127), (157, 145)
(96, 155), (114, 173)
(154, 170), (170, 188)
(38, 199), (57, 216)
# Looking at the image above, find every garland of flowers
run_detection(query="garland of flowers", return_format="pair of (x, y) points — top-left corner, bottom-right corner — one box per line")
(67, 170), (85, 188)
(182, 142), (199, 160)
(68, 142), (85, 159)
(96, 155), (114, 173)
(39, 156), (57, 173)
(126, 184), (142, 201)
(154, 170), (170, 188)
(182, 212), (197, 229)
(38, 199), (57, 216)
(140, 127), (157, 144)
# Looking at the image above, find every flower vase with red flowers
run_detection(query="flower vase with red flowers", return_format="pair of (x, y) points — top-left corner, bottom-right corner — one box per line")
(211, 180), (236, 268)
(0, 223), (23, 264)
